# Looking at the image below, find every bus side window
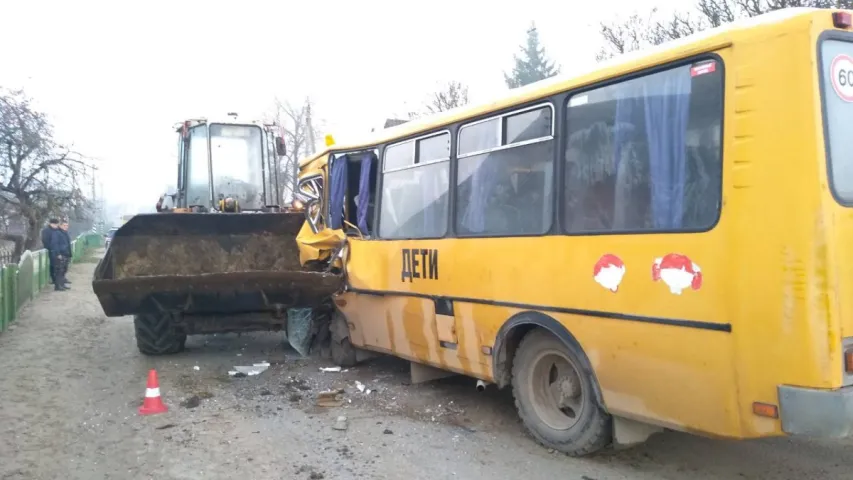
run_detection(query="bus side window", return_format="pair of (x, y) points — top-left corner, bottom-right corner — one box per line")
(378, 132), (451, 239)
(351, 151), (379, 236)
(563, 61), (723, 234)
(455, 105), (555, 236)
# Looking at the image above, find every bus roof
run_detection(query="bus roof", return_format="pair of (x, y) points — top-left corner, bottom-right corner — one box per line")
(299, 7), (823, 169)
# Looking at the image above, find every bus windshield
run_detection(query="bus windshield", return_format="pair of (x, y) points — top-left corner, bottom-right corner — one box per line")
(209, 124), (265, 209)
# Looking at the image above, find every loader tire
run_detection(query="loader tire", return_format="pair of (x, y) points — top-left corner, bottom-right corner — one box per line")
(134, 313), (187, 355)
(329, 311), (357, 368)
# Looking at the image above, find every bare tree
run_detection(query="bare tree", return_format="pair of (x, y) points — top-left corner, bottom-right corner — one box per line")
(0, 88), (89, 257)
(596, 9), (662, 61)
(398, 81), (472, 122)
(597, 0), (853, 60)
(425, 81), (470, 114)
(266, 97), (323, 204)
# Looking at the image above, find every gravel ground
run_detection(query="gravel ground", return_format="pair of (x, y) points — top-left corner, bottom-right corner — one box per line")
(1, 250), (852, 480)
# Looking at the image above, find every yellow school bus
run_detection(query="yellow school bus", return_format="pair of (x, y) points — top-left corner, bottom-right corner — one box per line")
(293, 7), (853, 456)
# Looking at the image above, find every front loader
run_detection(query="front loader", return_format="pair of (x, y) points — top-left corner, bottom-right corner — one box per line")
(92, 115), (343, 355)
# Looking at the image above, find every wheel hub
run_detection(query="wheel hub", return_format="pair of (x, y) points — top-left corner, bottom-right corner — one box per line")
(557, 375), (580, 405)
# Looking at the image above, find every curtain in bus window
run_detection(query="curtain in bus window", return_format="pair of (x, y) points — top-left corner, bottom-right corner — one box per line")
(357, 153), (373, 233)
(610, 85), (644, 231)
(422, 166), (439, 233)
(422, 170), (433, 233)
(420, 166), (446, 234)
(423, 164), (449, 237)
(459, 158), (499, 233)
(613, 90), (635, 175)
(643, 69), (691, 229)
(329, 155), (348, 230)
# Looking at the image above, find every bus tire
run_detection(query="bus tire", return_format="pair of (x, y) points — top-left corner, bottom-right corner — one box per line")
(329, 311), (357, 368)
(134, 313), (187, 356)
(511, 328), (612, 456)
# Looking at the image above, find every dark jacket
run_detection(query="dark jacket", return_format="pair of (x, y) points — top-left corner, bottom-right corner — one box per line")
(41, 226), (55, 250)
(48, 229), (72, 257)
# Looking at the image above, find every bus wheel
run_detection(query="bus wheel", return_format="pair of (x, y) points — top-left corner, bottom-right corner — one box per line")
(511, 328), (612, 456)
(329, 311), (357, 368)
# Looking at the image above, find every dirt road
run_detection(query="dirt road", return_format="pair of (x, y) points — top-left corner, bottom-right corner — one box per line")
(0, 251), (851, 480)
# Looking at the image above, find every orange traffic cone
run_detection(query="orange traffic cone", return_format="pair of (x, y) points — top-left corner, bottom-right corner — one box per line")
(139, 369), (168, 415)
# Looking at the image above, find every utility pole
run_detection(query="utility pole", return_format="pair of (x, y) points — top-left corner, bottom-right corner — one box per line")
(81, 159), (102, 232)
(305, 98), (316, 155)
(91, 164), (99, 230)
(90, 164), (98, 201)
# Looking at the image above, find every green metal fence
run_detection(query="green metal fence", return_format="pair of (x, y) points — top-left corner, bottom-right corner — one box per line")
(0, 233), (102, 333)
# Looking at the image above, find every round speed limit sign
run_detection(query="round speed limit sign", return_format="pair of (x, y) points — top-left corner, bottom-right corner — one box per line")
(831, 54), (853, 102)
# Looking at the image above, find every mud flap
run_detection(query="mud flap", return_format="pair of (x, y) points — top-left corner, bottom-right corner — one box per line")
(285, 307), (316, 357)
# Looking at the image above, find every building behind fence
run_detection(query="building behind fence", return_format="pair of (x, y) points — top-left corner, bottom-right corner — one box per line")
(0, 233), (102, 333)
(0, 248), (13, 266)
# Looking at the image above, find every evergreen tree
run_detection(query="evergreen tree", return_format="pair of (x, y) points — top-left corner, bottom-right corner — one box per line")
(504, 23), (561, 89)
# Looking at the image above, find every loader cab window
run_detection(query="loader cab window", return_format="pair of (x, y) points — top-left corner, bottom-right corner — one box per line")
(185, 125), (211, 208)
(263, 131), (280, 207)
(209, 124), (265, 210)
(327, 150), (379, 237)
(176, 133), (184, 195)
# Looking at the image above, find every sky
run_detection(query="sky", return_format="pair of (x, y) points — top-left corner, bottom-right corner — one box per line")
(0, 0), (683, 218)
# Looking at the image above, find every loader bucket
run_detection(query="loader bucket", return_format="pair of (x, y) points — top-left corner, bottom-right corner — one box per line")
(91, 212), (343, 318)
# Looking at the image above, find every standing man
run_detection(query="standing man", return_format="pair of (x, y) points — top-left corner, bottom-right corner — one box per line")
(48, 220), (71, 291)
(58, 221), (72, 287)
(41, 218), (59, 285)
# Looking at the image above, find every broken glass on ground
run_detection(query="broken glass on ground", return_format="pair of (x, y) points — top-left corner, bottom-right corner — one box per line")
(228, 361), (270, 377)
(316, 389), (345, 407)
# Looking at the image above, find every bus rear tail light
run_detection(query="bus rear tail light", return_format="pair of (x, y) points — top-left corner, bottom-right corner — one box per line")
(752, 402), (779, 419)
(844, 348), (853, 374)
(833, 11), (852, 29)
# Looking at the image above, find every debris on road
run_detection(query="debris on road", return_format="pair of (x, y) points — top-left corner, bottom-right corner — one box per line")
(295, 465), (325, 479)
(193, 366), (200, 371)
(156, 423), (177, 430)
(180, 395), (201, 409)
(383, 428), (393, 435)
(316, 389), (345, 407)
(332, 415), (348, 431)
(355, 380), (371, 394)
(228, 361), (270, 377)
(319, 366), (341, 373)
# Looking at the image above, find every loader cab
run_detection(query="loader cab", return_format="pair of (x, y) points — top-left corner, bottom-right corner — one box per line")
(174, 119), (286, 212)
